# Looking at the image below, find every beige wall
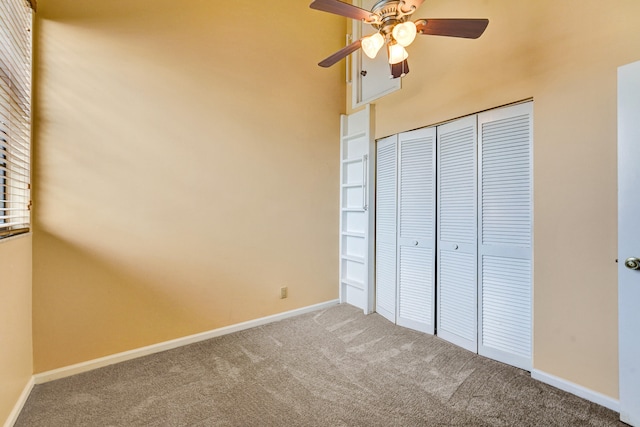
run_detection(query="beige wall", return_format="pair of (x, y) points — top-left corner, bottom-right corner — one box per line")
(31, 0), (639, 402)
(359, 0), (640, 399)
(33, 0), (345, 372)
(0, 236), (33, 424)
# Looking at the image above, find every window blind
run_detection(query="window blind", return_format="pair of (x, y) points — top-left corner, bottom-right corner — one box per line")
(0, 0), (32, 239)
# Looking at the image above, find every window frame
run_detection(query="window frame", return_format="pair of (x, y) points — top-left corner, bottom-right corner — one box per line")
(0, 0), (33, 240)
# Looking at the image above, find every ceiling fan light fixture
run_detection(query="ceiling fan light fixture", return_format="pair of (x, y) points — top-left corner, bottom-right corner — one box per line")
(309, 0), (490, 72)
(361, 32), (385, 59)
(388, 43), (409, 64)
(392, 21), (417, 47)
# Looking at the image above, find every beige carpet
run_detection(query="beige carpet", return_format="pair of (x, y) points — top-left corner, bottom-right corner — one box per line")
(16, 304), (622, 426)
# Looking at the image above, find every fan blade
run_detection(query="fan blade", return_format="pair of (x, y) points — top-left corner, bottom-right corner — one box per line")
(319, 39), (363, 68)
(310, 0), (372, 21)
(390, 60), (410, 79)
(415, 18), (489, 39)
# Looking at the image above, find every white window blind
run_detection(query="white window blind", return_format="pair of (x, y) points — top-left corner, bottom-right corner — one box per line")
(0, 0), (33, 239)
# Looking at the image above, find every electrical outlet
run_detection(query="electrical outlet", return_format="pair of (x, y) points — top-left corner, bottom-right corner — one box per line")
(280, 287), (288, 299)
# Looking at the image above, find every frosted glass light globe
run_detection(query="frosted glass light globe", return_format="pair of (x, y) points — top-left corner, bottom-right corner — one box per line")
(388, 43), (409, 64)
(362, 33), (385, 59)
(392, 21), (417, 47)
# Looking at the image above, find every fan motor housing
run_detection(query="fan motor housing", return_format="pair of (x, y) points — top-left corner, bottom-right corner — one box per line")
(370, 0), (415, 36)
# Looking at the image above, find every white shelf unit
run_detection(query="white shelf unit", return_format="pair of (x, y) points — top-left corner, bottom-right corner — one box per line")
(339, 105), (375, 314)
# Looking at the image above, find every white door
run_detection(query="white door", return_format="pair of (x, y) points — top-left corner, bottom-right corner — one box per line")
(477, 103), (533, 371)
(352, 0), (400, 108)
(340, 105), (376, 313)
(396, 128), (436, 333)
(375, 135), (398, 322)
(618, 60), (640, 427)
(437, 116), (478, 352)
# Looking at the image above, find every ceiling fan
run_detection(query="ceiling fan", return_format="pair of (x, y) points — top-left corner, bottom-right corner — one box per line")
(310, 0), (489, 78)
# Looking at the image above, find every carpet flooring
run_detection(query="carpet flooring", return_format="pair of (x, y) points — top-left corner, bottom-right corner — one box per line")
(16, 304), (623, 426)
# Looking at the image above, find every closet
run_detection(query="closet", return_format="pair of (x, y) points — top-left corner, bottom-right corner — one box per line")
(375, 102), (533, 370)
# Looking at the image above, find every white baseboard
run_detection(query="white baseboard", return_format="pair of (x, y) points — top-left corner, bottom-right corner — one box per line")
(3, 376), (34, 427)
(531, 369), (619, 412)
(34, 300), (340, 385)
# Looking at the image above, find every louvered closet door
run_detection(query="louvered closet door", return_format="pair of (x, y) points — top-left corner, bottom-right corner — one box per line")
(396, 128), (436, 334)
(375, 135), (398, 323)
(478, 102), (533, 371)
(437, 116), (478, 352)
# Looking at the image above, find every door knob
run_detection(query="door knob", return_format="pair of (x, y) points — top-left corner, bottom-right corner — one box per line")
(625, 257), (640, 270)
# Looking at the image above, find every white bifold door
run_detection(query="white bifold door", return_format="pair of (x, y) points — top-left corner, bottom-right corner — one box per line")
(375, 135), (398, 322)
(435, 105), (533, 367)
(375, 102), (533, 371)
(376, 128), (436, 334)
(477, 103), (533, 371)
(437, 116), (479, 352)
